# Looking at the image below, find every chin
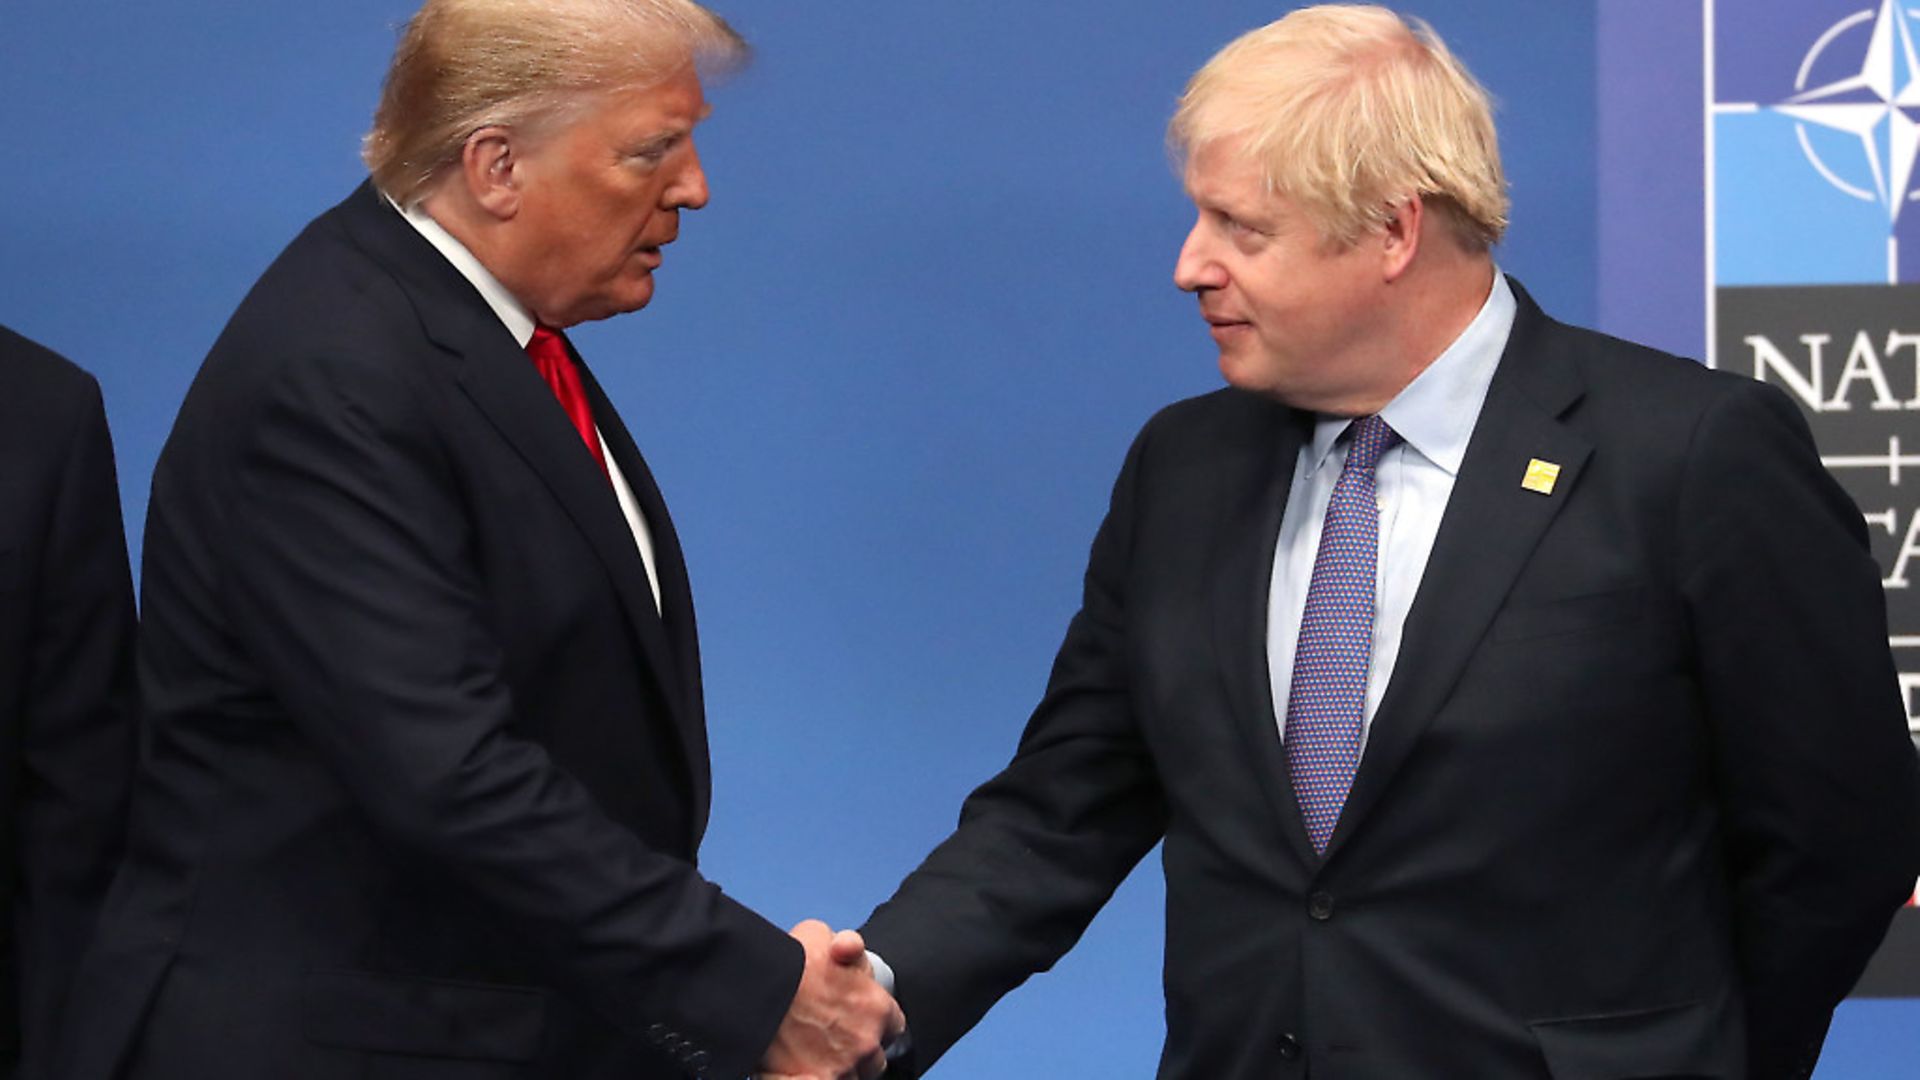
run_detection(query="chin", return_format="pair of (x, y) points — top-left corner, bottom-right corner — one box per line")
(1217, 354), (1271, 394)
(1219, 363), (1312, 409)
(574, 289), (657, 326)
(614, 280), (657, 315)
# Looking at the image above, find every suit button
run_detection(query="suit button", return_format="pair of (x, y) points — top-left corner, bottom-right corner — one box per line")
(686, 1049), (711, 1071)
(1278, 1033), (1302, 1060)
(1308, 892), (1335, 920)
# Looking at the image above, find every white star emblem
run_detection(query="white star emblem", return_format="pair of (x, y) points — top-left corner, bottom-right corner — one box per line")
(1772, 0), (1920, 223)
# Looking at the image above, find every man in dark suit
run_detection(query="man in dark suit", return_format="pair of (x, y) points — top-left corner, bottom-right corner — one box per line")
(54, 2), (898, 1078)
(857, 6), (1920, 1079)
(0, 327), (138, 1080)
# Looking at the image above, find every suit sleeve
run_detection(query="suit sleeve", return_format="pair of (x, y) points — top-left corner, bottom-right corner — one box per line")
(218, 351), (800, 1080)
(1675, 378), (1920, 1080)
(12, 375), (138, 1076)
(861, 427), (1169, 1071)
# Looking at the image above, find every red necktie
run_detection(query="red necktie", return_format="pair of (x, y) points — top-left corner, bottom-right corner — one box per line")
(526, 325), (608, 475)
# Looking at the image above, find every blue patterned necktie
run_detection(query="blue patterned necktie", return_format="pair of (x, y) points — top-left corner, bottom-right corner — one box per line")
(1286, 415), (1400, 854)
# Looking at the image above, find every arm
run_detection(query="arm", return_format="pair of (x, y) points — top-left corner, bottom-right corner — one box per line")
(1676, 379), (1920, 1079)
(861, 429), (1169, 1070)
(218, 351), (807, 1078)
(13, 375), (138, 1073)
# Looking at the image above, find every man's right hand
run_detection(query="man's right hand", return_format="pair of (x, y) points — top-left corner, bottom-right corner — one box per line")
(759, 920), (905, 1080)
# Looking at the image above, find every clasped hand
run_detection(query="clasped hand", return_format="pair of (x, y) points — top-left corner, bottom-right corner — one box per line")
(758, 920), (905, 1080)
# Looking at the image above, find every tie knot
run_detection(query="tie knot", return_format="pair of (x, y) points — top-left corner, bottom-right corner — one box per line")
(527, 324), (567, 362)
(1343, 415), (1399, 474)
(522, 323), (609, 477)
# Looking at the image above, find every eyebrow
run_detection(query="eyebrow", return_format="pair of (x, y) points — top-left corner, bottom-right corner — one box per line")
(634, 103), (713, 144)
(1189, 187), (1246, 217)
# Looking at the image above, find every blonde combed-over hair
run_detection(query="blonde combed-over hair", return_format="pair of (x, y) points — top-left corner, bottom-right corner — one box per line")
(363, 0), (747, 206)
(1169, 4), (1509, 251)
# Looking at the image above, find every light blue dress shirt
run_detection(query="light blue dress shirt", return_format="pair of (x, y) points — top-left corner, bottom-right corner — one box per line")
(1267, 272), (1517, 748)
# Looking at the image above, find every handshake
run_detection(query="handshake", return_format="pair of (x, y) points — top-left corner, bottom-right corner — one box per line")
(758, 919), (908, 1080)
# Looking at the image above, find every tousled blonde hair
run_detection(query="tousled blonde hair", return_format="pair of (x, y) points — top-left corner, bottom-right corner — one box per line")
(1169, 4), (1508, 250)
(363, 0), (747, 205)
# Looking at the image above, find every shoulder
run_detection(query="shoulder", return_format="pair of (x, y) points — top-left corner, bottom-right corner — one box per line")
(0, 325), (100, 407)
(160, 191), (472, 488)
(1506, 297), (1833, 533)
(201, 189), (467, 413)
(225, 192), (433, 357)
(1514, 289), (1792, 438)
(1554, 321), (1728, 394)
(1137, 386), (1297, 457)
(1095, 387), (1303, 517)
(0, 325), (105, 439)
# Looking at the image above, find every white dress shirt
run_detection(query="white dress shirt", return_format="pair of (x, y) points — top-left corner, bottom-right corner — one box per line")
(1267, 272), (1516, 748)
(391, 198), (664, 614)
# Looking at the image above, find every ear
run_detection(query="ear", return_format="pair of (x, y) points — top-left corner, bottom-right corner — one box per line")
(1379, 193), (1424, 282)
(458, 126), (522, 220)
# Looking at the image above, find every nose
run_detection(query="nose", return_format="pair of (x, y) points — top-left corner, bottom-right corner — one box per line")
(1173, 217), (1222, 292)
(668, 138), (710, 210)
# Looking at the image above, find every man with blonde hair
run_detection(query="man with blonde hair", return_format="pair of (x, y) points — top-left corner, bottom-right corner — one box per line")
(858, 6), (1920, 1078)
(54, 2), (900, 1078)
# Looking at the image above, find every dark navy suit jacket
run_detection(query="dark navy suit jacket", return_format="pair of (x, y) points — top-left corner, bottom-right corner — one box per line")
(0, 326), (137, 1080)
(57, 184), (800, 1080)
(863, 281), (1920, 1080)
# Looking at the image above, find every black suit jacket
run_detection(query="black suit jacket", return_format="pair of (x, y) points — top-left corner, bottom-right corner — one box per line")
(862, 281), (1920, 1080)
(0, 326), (137, 1080)
(54, 184), (800, 1080)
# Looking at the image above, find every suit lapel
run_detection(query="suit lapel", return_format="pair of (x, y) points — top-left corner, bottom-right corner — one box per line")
(331, 184), (699, 792)
(575, 358), (714, 843)
(448, 334), (690, 716)
(1208, 405), (1321, 867)
(1322, 282), (1591, 860)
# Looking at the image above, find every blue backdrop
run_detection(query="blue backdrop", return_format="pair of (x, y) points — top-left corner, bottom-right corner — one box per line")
(2, 1), (1907, 1075)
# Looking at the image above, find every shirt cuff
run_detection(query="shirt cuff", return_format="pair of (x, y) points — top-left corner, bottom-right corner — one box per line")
(866, 949), (896, 994)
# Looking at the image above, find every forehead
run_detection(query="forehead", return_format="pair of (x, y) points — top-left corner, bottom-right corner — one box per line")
(581, 65), (711, 138)
(1182, 139), (1271, 210)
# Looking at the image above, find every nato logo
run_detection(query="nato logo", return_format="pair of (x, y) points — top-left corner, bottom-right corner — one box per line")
(1713, 0), (1920, 285)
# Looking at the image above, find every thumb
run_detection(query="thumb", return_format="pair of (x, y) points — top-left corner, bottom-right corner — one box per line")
(828, 928), (869, 968)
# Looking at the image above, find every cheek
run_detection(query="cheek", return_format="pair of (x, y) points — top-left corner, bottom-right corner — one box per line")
(1241, 279), (1304, 332)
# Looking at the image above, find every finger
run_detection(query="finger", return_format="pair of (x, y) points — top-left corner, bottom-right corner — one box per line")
(828, 929), (869, 967)
(886, 1000), (906, 1037)
(788, 920), (834, 953)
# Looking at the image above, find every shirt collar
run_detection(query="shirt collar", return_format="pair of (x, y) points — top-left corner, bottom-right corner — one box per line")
(1303, 270), (1516, 477)
(385, 192), (537, 348)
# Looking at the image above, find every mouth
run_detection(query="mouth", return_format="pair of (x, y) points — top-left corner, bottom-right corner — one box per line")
(1203, 314), (1250, 339)
(636, 244), (664, 269)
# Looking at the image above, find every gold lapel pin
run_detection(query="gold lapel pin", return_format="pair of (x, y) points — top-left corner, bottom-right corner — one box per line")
(1521, 458), (1561, 495)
